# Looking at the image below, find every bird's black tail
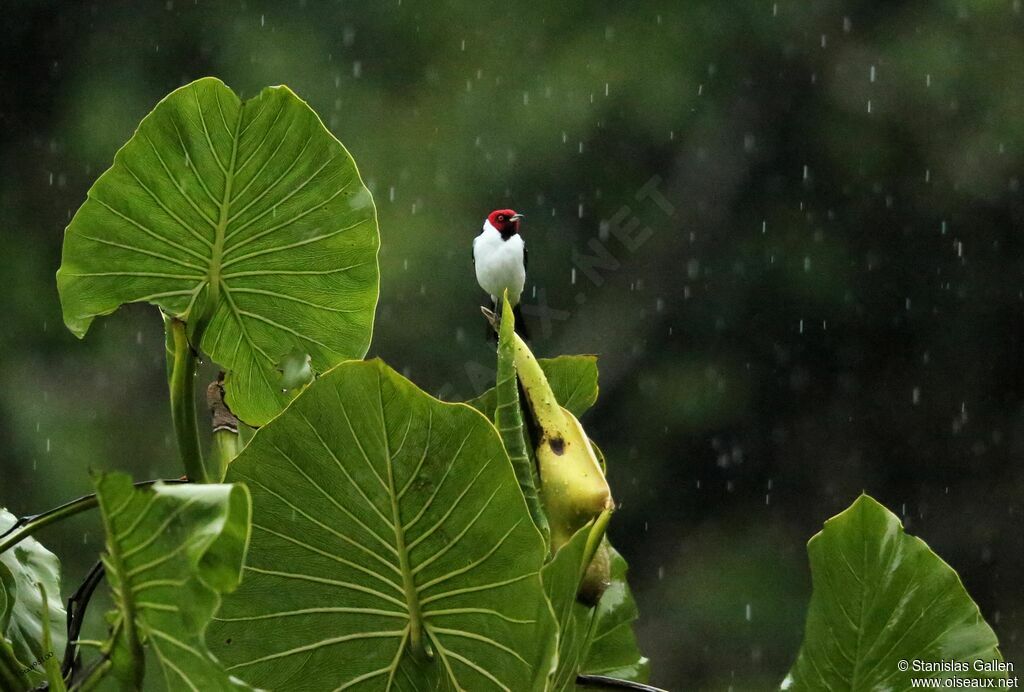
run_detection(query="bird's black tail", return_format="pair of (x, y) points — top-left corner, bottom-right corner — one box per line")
(512, 303), (530, 340)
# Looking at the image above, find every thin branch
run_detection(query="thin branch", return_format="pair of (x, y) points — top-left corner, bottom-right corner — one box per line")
(575, 674), (668, 691)
(61, 560), (106, 680)
(0, 479), (186, 555)
(168, 317), (208, 482)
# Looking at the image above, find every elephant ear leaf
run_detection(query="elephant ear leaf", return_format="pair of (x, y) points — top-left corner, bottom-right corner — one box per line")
(210, 359), (556, 691)
(0, 507), (65, 689)
(94, 473), (254, 691)
(782, 494), (1005, 690)
(57, 77), (381, 426)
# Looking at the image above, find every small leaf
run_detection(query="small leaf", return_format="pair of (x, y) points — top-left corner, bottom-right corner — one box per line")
(541, 528), (649, 690)
(0, 507), (65, 688)
(541, 526), (593, 691)
(581, 545), (649, 682)
(94, 473), (254, 691)
(467, 355), (599, 420)
(276, 347), (314, 391)
(211, 359), (556, 691)
(58, 77), (381, 426)
(782, 494), (1005, 690)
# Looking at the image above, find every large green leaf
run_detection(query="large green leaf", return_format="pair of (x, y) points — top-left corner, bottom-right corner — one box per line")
(210, 359), (556, 691)
(467, 355), (599, 420)
(0, 506), (66, 688)
(782, 494), (1005, 691)
(541, 528), (649, 691)
(94, 473), (254, 690)
(57, 77), (380, 425)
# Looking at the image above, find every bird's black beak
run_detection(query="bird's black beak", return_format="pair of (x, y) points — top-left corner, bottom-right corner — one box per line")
(510, 213), (525, 222)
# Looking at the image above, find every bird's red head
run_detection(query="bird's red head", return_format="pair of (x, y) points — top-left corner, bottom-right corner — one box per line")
(486, 209), (524, 236)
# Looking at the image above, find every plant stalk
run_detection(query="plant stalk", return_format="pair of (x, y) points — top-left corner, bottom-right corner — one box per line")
(207, 377), (240, 481)
(168, 317), (208, 483)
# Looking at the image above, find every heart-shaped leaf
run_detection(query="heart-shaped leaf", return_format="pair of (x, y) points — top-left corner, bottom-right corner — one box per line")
(94, 473), (254, 690)
(58, 77), (380, 425)
(0, 507), (65, 688)
(210, 359), (556, 691)
(782, 494), (1005, 690)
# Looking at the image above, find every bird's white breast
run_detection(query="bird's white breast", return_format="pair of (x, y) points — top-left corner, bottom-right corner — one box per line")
(473, 222), (526, 305)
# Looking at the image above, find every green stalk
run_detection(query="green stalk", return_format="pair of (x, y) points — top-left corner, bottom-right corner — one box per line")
(580, 509), (612, 574)
(38, 584), (68, 692)
(168, 317), (208, 483)
(577, 509), (613, 606)
(211, 430), (240, 482)
(207, 378), (241, 481)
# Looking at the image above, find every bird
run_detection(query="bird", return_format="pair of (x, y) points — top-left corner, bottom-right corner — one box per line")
(473, 208), (529, 338)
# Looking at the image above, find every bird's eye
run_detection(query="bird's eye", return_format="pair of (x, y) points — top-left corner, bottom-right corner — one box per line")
(497, 215), (505, 221)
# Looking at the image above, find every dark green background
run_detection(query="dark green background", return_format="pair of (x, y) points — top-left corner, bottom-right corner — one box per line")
(2, 1), (1022, 689)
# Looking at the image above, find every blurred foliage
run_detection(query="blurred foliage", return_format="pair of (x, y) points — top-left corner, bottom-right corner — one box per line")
(1, 1), (1023, 688)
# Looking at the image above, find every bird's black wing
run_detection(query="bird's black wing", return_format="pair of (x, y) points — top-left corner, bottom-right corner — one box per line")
(523, 242), (528, 270)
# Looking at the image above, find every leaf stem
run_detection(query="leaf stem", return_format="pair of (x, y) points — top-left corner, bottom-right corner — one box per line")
(168, 317), (208, 482)
(0, 480), (185, 556)
(207, 377), (241, 481)
(94, 488), (143, 689)
(38, 583), (68, 691)
(581, 509), (612, 576)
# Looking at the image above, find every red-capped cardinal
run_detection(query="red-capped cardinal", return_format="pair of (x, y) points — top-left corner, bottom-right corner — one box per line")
(473, 208), (530, 338)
